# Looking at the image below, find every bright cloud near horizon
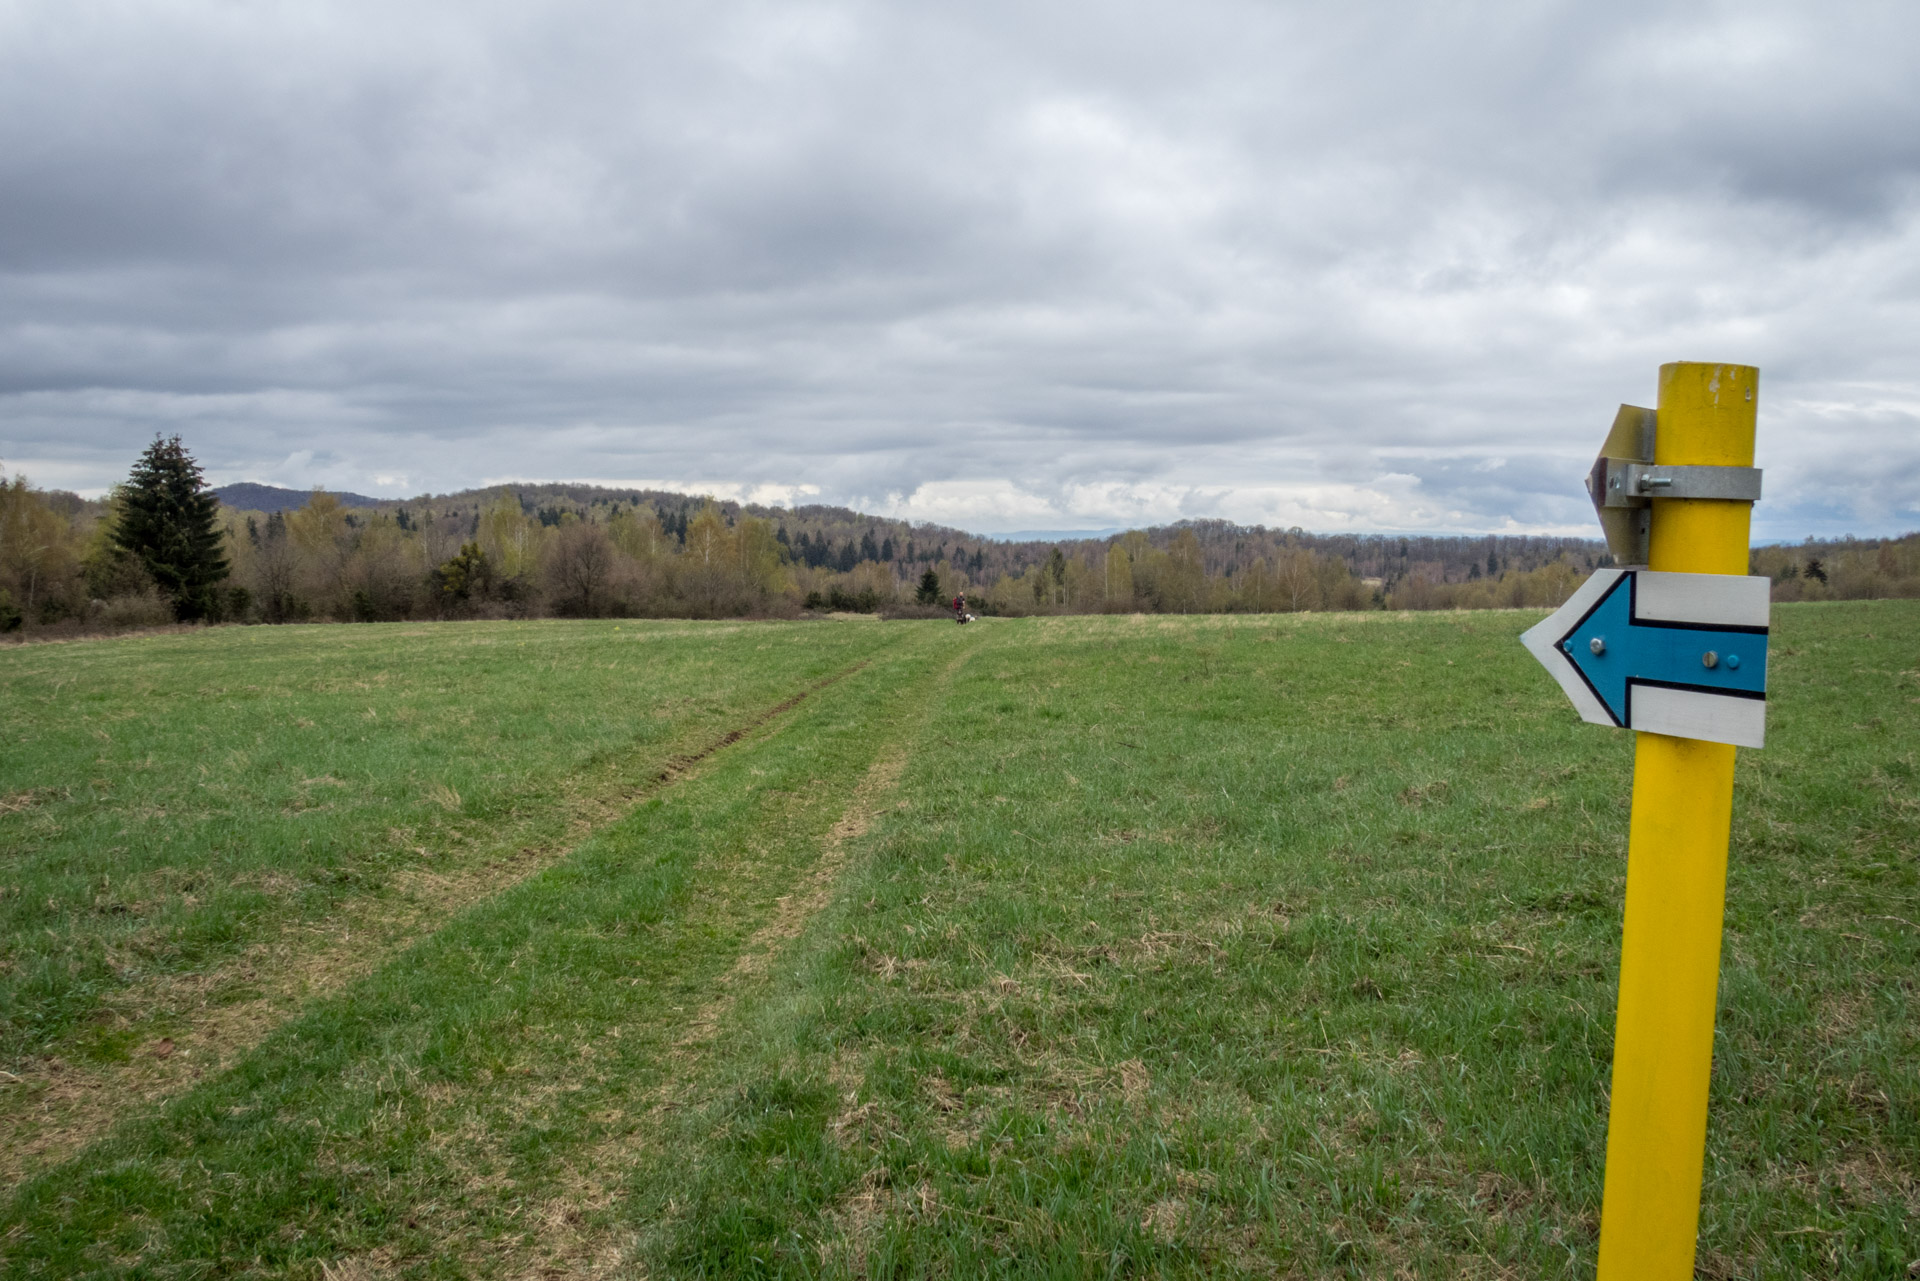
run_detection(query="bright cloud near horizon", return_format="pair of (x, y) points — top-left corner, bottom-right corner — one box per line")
(3, 2), (1917, 539)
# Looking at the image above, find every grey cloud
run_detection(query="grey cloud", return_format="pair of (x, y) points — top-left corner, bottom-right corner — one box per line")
(1, 0), (1917, 537)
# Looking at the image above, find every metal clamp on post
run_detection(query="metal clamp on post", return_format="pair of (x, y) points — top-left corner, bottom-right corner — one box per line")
(1599, 460), (1764, 504)
(1585, 404), (1764, 566)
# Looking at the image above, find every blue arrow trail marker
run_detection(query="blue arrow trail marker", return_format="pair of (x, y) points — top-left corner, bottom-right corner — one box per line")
(1521, 568), (1770, 748)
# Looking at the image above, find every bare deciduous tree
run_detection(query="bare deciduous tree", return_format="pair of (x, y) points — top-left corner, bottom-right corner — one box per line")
(545, 520), (616, 616)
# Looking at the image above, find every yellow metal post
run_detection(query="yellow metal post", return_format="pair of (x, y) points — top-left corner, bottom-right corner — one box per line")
(1596, 362), (1758, 1279)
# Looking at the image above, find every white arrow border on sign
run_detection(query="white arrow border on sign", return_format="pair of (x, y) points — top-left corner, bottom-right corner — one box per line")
(1521, 567), (1629, 730)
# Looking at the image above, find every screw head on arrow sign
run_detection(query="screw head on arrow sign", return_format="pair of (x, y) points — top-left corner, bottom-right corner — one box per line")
(1521, 568), (1770, 748)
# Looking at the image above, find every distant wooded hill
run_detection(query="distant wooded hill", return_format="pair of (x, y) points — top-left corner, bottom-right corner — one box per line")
(211, 479), (1610, 592)
(7, 470), (1911, 636)
(213, 484), (383, 512)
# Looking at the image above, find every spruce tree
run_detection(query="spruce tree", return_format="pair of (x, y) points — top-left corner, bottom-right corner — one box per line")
(111, 435), (230, 621)
(915, 567), (941, 605)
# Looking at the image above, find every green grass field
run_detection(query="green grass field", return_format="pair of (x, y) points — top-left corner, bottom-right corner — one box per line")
(1, 605), (1915, 1279)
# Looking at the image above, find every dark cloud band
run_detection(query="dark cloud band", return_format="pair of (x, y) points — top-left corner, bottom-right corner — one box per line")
(1, 1), (1915, 537)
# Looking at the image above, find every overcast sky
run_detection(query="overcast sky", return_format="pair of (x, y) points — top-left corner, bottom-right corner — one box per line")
(2, 1), (1917, 538)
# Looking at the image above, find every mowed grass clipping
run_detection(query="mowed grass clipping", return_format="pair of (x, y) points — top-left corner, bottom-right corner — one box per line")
(0, 603), (1915, 1279)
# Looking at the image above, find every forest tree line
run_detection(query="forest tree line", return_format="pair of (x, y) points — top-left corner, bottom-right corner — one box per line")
(3, 444), (1917, 636)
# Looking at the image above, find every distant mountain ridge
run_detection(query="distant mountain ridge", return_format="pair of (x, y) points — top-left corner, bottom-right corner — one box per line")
(215, 483), (383, 512)
(206, 476), (1613, 587)
(988, 528), (1125, 543)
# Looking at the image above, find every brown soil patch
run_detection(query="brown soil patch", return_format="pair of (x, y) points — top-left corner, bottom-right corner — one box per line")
(0, 661), (868, 1190)
(0, 788), (65, 817)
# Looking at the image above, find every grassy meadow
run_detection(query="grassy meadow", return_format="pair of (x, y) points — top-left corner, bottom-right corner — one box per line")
(0, 604), (1915, 1278)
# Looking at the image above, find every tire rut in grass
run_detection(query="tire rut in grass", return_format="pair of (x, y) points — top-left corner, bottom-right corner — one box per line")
(509, 644), (976, 1278)
(673, 746), (907, 1054)
(0, 659), (873, 1191)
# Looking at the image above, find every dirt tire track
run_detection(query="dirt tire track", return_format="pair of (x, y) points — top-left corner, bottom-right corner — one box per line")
(673, 745), (907, 1055)
(0, 659), (871, 1191)
(638, 660), (869, 789)
(513, 643), (976, 1279)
